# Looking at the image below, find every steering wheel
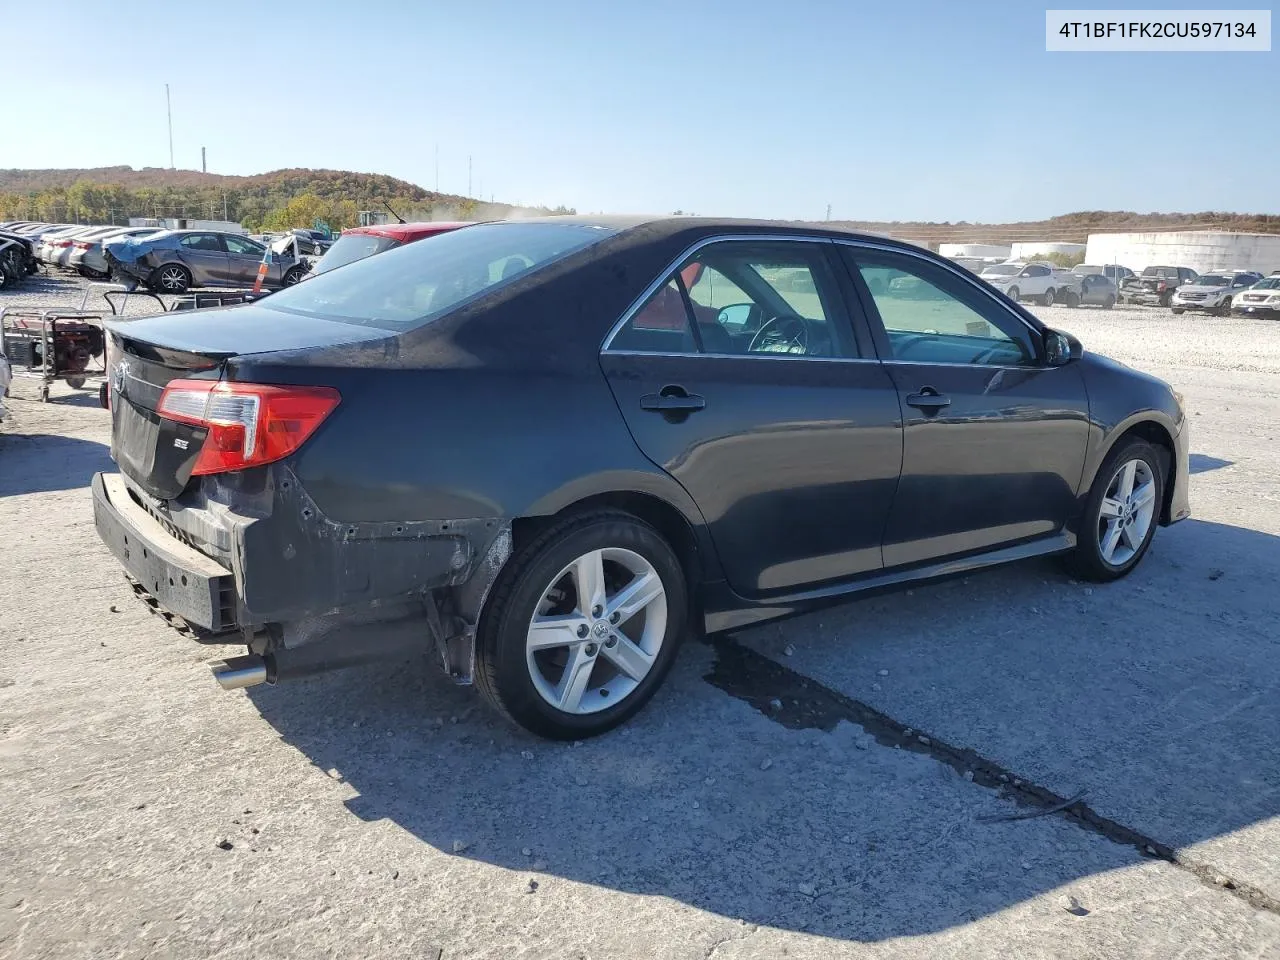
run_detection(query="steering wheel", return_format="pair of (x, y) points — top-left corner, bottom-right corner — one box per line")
(748, 314), (812, 355)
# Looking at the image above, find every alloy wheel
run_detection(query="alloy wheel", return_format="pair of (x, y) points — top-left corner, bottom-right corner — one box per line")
(525, 547), (667, 715)
(158, 266), (188, 292)
(1097, 458), (1156, 566)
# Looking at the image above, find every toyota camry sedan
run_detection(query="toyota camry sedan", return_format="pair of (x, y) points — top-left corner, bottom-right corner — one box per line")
(92, 217), (1190, 739)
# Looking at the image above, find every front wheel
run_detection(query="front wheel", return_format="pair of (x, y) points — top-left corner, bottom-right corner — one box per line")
(1171, 307), (1184, 315)
(1103, 295), (1116, 309)
(1006, 286), (1020, 302)
(1063, 290), (1080, 308)
(1040, 288), (1055, 307)
(283, 266), (307, 286)
(1218, 297), (1232, 317)
(1067, 438), (1164, 582)
(475, 510), (688, 739)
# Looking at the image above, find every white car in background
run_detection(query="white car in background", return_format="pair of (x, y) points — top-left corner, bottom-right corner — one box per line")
(1170, 271), (1263, 316)
(979, 261), (1079, 306)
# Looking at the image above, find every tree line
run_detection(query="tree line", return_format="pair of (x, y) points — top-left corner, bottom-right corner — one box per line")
(0, 169), (575, 232)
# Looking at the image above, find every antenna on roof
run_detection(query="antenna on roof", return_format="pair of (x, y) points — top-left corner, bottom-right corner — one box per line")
(382, 200), (406, 224)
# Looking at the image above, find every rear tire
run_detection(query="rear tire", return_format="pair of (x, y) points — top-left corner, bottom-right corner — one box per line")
(1218, 297), (1232, 317)
(1066, 438), (1164, 583)
(1103, 295), (1116, 309)
(1041, 288), (1055, 307)
(283, 266), (307, 286)
(152, 264), (191, 294)
(1006, 285), (1020, 302)
(1063, 290), (1080, 308)
(475, 510), (688, 739)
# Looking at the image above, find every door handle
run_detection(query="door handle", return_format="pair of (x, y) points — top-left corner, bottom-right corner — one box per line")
(640, 385), (706, 413)
(905, 387), (951, 412)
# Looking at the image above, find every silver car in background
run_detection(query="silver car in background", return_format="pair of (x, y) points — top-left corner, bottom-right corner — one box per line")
(68, 227), (163, 278)
(104, 230), (310, 293)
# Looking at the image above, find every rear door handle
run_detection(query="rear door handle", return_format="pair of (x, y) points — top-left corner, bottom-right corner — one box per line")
(905, 387), (951, 412)
(640, 386), (706, 413)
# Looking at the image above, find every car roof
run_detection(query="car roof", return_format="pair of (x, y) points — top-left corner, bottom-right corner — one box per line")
(341, 221), (476, 242)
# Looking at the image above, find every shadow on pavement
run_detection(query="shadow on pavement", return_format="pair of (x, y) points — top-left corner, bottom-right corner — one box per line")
(0, 433), (112, 495)
(1189, 453), (1233, 474)
(247, 518), (1280, 941)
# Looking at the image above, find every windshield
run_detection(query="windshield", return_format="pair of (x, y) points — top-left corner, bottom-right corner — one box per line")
(1196, 275), (1229, 286)
(980, 264), (1020, 277)
(1251, 277), (1280, 289)
(1073, 264), (1104, 274)
(261, 221), (618, 330)
(311, 233), (401, 276)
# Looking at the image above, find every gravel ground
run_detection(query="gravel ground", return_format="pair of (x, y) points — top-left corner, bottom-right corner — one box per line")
(2, 276), (1279, 958)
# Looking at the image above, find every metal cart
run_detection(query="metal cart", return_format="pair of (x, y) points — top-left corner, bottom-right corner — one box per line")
(0, 307), (109, 402)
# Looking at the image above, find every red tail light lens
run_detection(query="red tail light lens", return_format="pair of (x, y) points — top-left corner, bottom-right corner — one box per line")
(157, 380), (340, 476)
(73, 241), (92, 250)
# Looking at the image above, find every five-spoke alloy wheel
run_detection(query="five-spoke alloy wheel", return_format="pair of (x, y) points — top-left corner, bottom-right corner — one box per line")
(476, 510), (687, 739)
(1068, 437), (1165, 581)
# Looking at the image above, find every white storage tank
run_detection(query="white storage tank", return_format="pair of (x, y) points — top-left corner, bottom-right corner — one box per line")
(1009, 241), (1087, 260)
(1085, 231), (1280, 274)
(938, 242), (1012, 260)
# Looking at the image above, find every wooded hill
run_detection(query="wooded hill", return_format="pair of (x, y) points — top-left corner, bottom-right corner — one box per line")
(1, 166), (1276, 244)
(0, 166), (574, 232)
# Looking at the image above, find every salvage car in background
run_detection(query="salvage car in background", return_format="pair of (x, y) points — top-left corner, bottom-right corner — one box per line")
(92, 216), (1189, 740)
(105, 230), (310, 293)
(1119, 265), (1198, 307)
(1070, 271), (1118, 308)
(1231, 275), (1280, 319)
(70, 227), (163, 279)
(308, 220), (473, 277)
(1170, 271), (1263, 316)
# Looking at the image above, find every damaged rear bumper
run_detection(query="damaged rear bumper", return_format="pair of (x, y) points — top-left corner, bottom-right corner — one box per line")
(91, 467), (511, 685)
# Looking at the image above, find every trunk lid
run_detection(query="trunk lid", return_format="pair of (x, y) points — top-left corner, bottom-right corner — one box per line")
(106, 302), (391, 500)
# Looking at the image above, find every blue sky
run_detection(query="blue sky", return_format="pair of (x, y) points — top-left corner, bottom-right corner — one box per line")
(4, 1), (1276, 222)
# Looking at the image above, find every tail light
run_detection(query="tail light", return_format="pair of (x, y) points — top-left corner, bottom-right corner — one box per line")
(54, 240), (73, 248)
(73, 241), (92, 250)
(1156, 281), (1167, 291)
(157, 379), (340, 476)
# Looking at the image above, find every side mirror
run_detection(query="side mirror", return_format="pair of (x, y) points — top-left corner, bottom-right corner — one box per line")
(717, 303), (754, 328)
(1044, 329), (1082, 366)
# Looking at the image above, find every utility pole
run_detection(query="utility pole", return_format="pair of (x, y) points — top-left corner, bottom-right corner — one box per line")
(435, 144), (439, 192)
(166, 84), (174, 169)
(468, 155), (472, 197)
(825, 203), (832, 221)
(201, 146), (207, 173)
(223, 192), (228, 220)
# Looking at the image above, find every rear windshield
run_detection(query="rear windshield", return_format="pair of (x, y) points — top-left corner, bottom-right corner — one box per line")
(311, 233), (401, 275)
(262, 221), (617, 329)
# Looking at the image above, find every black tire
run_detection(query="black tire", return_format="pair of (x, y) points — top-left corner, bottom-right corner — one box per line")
(65, 376), (86, 390)
(283, 266), (307, 286)
(1171, 308), (1184, 315)
(1063, 290), (1080, 308)
(1007, 285), (1020, 302)
(1040, 288), (1055, 307)
(1103, 295), (1116, 309)
(1066, 437), (1165, 583)
(151, 263), (191, 294)
(475, 510), (688, 739)
(1218, 297), (1232, 317)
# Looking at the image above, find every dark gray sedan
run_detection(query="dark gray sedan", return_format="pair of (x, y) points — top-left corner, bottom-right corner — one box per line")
(105, 230), (309, 293)
(91, 217), (1190, 739)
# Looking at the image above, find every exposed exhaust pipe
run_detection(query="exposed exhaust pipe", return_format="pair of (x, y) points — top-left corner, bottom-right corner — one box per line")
(211, 654), (268, 690)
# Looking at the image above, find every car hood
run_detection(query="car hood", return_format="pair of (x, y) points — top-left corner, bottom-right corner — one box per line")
(103, 301), (395, 357)
(1175, 284), (1228, 294)
(980, 274), (1015, 283)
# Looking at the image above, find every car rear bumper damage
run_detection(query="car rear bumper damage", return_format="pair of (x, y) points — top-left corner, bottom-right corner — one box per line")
(92, 468), (512, 690)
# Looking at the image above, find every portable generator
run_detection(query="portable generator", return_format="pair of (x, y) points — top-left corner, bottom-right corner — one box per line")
(0, 309), (107, 400)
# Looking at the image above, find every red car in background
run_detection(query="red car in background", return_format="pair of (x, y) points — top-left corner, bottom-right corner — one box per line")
(309, 221), (474, 277)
